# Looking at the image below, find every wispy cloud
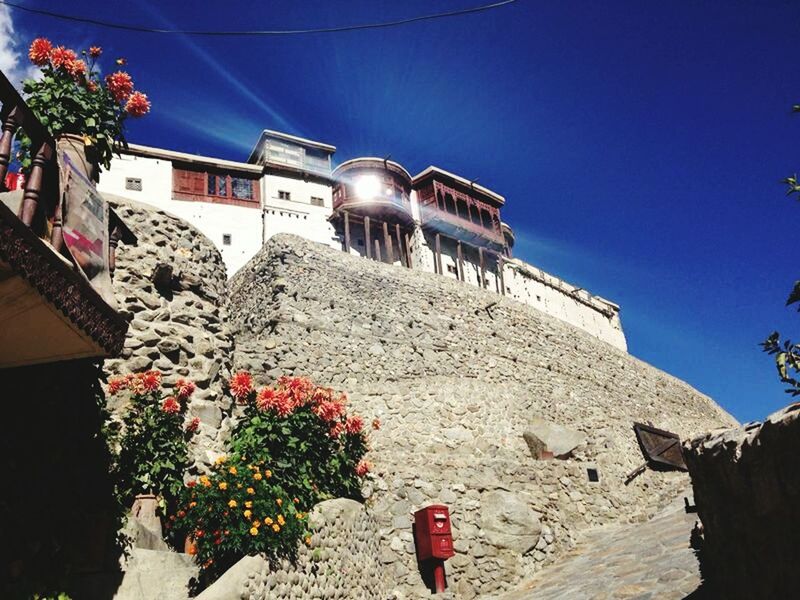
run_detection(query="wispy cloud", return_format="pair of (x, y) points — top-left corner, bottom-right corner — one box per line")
(0, 5), (37, 90)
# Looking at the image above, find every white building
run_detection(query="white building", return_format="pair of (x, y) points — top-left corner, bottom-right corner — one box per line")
(98, 131), (627, 351)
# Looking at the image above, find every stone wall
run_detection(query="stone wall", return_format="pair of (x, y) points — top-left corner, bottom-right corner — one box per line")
(104, 196), (234, 467)
(684, 402), (800, 599)
(228, 234), (736, 598)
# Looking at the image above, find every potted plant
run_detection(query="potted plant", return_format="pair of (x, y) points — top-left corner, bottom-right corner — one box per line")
(18, 38), (151, 181)
(105, 371), (200, 526)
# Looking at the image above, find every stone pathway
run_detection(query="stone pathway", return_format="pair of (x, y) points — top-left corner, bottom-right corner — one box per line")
(491, 494), (702, 600)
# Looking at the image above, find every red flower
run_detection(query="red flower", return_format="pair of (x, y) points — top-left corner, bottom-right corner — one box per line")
(278, 376), (314, 405)
(89, 46), (102, 58)
(187, 480), (197, 488)
(186, 417), (200, 433)
(175, 378), (196, 400)
(255, 387), (294, 416)
(228, 371), (254, 401)
(28, 38), (52, 66)
(124, 91), (150, 117)
(162, 396), (180, 415)
(50, 46), (77, 70)
(107, 375), (127, 395)
(372, 418), (381, 431)
(65, 58), (87, 79)
(86, 80), (98, 93)
(105, 70), (134, 102)
(329, 422), (344, 439)
(313, 400), (344, 422)
(141, 370), (162, 392)
(345, 415), (364, 435)
(355, 460), (371, 477)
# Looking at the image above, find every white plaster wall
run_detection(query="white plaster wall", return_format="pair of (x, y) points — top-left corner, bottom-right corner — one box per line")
(261, 174), (338, 249)
(97, 154), (172, 207)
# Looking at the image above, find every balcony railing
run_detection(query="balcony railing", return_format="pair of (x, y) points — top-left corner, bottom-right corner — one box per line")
(417, 181), (505, 247)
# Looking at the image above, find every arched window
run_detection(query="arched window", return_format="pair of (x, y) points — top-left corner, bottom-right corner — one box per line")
(456, 199), (469, 220)
(481, 209), (493, 230)
(445, 194), (457, 215)
(469, 204), (481, 225)
(436, 190), (445, 211)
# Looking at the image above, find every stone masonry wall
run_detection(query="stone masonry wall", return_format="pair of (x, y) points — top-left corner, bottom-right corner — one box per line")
(104, 196), (234, 467)
(228, 234), (737, 598)
(684, 402), (800, 599)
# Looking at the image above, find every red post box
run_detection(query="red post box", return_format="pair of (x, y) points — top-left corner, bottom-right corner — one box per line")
(414, 504), (454, 593)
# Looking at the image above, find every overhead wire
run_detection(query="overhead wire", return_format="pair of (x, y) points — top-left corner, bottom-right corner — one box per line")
(0, 0), (517, 36)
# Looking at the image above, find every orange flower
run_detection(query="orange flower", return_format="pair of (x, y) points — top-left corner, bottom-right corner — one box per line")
(372, 418), (381, 430)
(345, 415), (364, 435)
(305, 536), (312, 546)
(161, 396), (180, 415)
(186, 417), (200, 434)
(265, 470), (272, 478)
(218, 482), (228, 491)
(228, 466), (238, 476)
(105, 70), (134, 102)
(140, 370), (162, 392)
(89, 46), (102, 58)
(244, 501), (253, 509)
(252, 519), (261, 528)
(247, 487), (255, 495)
(355, 459), (371, 477)
(243, 510), (252, 519)
(250, 527), (259, 536)
(229, 371), (254, 400)
(253, 472), (263, 481)
(50, 46), (77, 70)
(28, 38), (52, 66)
(264, 517), (273, 525)
(65, 58), (87, 79)
(175, 378), (196, 399)
(124, 91), (150, 118)
(107, 375), (127, 395)
(86, 80), (98, 93)
(276, 498), (283, 506)
(272, 524), (280, 533)
(228, 499), (237, 508)
(189, 502), (197, 508)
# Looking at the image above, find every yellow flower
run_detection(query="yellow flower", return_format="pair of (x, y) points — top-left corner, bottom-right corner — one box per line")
(229, 466), (238, 475)
(252, 519), (261, 528)
(218, 482), (227, 490)
(304, 536), (312, 546)
(277, 515), (285, 526)
(272, 524), (280, 533)
(189, 502), (197, 508)
(247, 487), (255, 495)
(237, 483), (243, 489)
(245, 501), (253, 509)
(250, 527), (258, 536)
(243, 510), (252, 519)
(228, 499), (237, 508)
(215, 455), (227, 465)
(276, 498), (283, 506)
(253, 472), (263, 481)
(265, 470), (272, 478)
(265, 517), (273, 525)
(199, 476), (211, 488)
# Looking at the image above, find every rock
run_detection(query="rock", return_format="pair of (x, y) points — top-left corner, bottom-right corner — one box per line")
(524, 417), (587, 458)
(195, 555), (269, 600)
(479, 491), (542, 554)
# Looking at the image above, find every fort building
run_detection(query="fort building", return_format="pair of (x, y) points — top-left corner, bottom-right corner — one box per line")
(98, 129), (627, 351)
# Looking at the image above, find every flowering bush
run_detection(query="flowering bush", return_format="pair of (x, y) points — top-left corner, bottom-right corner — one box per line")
(18, 38), (150, 171)
(227, 374), (373, 508)
(105, 371), (198, 512)
(171, 455), (308, 579)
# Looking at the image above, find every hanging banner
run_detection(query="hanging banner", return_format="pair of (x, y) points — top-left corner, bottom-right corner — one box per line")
(58, 151), (117, 308)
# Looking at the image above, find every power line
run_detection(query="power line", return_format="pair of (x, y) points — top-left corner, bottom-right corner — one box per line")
(0, 0), (517, 36)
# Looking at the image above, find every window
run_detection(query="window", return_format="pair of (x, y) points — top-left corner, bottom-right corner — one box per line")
(357, 239), (364, 247)
(278, 190), (291, 200)
(208, 174), (226, 196)
(587, 468), (600, 483)
(222, 233), (232, 246)
(481, 209), (494, 230)
(231, 177), (253, 200)
(125, 177), (142, 191)
(447, 264), (458, 275)
(310, 196), (324, 207)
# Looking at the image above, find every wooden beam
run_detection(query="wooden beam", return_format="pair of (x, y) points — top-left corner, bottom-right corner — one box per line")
(435, 233), (443, 275)
(498, 254), (506, 296)
(457, 241), (465, 282)
(479, 246), (486, 289)
(395, 224), (404, 267)
(364, 215), (372, 259)
(404, 232), (413, 268)
(383, 221), (393, 263)
(343, 211), (351, 253)
(374, 238), (382, 262)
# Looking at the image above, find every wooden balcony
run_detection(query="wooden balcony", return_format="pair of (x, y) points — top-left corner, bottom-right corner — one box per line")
(0, 69), (133, 367)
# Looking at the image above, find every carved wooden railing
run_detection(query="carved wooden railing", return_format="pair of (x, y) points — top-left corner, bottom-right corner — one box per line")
(0, 69), (62, 250)
(417, 180), (505, 246)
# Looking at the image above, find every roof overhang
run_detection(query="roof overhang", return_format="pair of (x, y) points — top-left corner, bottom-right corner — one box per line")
(122, 143), (263, 175)
(412, 165), (505, 206)
(248, 129), (337, 164)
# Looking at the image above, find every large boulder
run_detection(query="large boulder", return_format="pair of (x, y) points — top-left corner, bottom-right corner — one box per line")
(479, 491), (542, 554)
(523, 418), (586, 459)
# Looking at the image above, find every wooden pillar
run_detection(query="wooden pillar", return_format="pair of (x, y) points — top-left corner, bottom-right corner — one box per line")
(343, 211), (351, 253)
(18, 141), (53, 228)
(109, 225), (122, 279)
(51, 192), (64, 254)
(404, 232), (413, 269)
(382, 221), (393, 263)
(0, 106), (20, 189)
(435, 233), (443, 275)
(394, 224), (404, 267)
(457, 241), (465, 282)
(479, 246), (486, 289)
(373, 238), (382, 262)
(498, 254), (506, 296)
(364, 215), (372, 259)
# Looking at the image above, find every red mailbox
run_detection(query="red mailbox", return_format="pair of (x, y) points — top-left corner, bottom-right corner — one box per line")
(414, 504), (455, 560)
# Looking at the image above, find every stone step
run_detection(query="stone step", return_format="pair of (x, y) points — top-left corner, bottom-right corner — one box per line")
(113, 548), (198, 600)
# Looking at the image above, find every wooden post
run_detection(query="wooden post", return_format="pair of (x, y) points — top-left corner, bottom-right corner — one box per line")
(395, 224), (404, 267)
(435, 233), (443, 275)
(498, 254), (506, 296)
(383, 221), (393, 263)
(51, 191), (64, 254)
(0, 106), (20, 189)
(479, 246), (486, 289)
(18, 141), (53, 228)
(404, 232), (413, 269)
(343, 211), (351, 253)
(374, 238), (382, 262)
(457, 241), (465, 282)
(364, 215), (372, 259)
(109, 225), (122, 279)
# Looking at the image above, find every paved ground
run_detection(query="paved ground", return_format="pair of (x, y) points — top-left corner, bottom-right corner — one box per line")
(492, 494), (703, 600)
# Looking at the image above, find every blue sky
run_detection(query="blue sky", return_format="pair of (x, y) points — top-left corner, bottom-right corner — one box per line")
(3, 0), (799, 422)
